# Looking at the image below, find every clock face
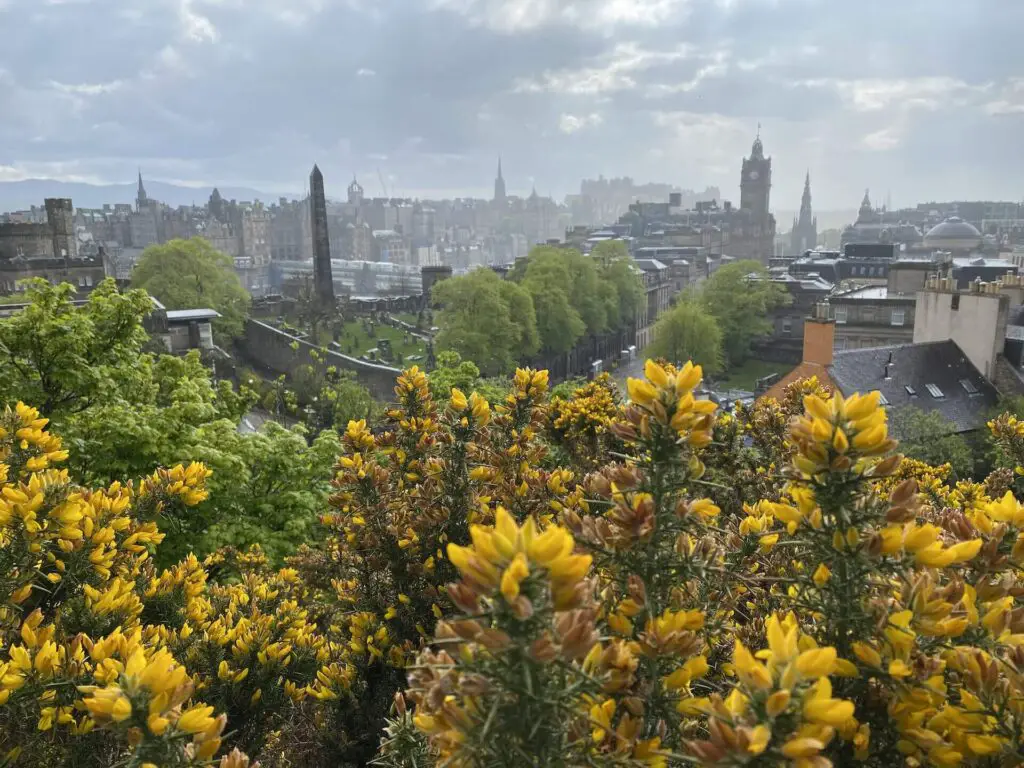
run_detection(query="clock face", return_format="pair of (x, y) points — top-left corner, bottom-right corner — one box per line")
(748, 170), (760, 180)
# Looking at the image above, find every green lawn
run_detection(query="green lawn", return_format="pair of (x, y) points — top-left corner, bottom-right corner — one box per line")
(327, 320), (427, 364)
(718, 359), (791, 391)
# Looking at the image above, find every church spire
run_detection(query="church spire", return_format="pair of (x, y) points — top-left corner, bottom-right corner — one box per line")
(493, 155), (507, 204)
(859, 188), (873, 219)
(790, 169), (817, 254)
(800, 170), (812, 217)
(136, 169), (148, 212)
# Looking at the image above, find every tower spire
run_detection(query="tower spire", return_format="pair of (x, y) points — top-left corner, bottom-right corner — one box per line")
(136, 168), (148, 211)
(493, 155), (507, 204)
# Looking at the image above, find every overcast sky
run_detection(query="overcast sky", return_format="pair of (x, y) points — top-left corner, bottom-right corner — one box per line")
(1, 0), (1022, 209)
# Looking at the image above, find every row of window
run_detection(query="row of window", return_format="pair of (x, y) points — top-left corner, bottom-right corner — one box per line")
(904, 379), (980, 400)
(778, 307), (907, 334)
(834, 307), (905, 326)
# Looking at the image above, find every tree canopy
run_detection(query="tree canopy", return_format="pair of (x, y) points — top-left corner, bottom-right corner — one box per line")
(432, 268), (538, 375)
(700, 260), (789, 366)
(0, 278), (153, 416)
(591, 240), (646, 329)
(647, 299), (725, 375)
(132, 237), (251, 340)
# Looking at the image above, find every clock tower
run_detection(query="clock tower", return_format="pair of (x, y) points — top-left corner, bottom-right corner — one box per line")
(740, 132), (771, 220)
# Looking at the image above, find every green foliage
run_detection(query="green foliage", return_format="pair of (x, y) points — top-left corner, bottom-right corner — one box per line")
(522, 277), (586, 355)
(433, 268), (538, 375)
(0, 278), (152, 416)
(0, 280), (340, 566)
(167, 420), (342, 564)
(132, 237), (251, 340)
(700, 260), (789, 366)
(647, 299), (725, 375)
(592, 240), (646, 329)
(890, 405), (976, 479)
(427, 351), (509, 404)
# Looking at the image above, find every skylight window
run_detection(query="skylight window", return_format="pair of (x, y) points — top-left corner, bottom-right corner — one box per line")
(905, 385), (917, 396)
(878, 393), (889, 406)
(960, 378), (978, 394)
(925, 383), (944, 399)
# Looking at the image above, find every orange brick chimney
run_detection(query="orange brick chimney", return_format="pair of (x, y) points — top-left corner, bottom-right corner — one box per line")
(759, 302), (837, 401)
(802, 302), (835, 367)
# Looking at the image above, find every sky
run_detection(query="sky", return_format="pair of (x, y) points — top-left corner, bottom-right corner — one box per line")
(1, 0), (1023, 209)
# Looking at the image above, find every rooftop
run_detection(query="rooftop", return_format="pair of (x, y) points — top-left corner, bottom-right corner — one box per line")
(634, 258), (668, 271)
(952, 256), (1019, 270)
(827, 340), (997, 435)
(834, 285), (889, 300)
(166, 308), (221, 322)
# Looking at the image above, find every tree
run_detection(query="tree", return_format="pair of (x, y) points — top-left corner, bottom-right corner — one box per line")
(700, 260), (788, 366)
(647, 299), (725, 375)
(433, 268), (536, 375)
(0, 278), (153, 416)
(521, 246), (608, 337)
(890, 405), (976, 479)
(132, 237), (250, 340)
(498, 279), (540, 361)
(167, 420), (342, 564)
(592, 240), (645, 331)
(522, 277), (586, 355)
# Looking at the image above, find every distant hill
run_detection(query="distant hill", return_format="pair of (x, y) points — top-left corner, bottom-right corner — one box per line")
(0, 179), (298, 213)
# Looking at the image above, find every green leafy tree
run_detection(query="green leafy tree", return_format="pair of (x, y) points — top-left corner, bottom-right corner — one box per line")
(592, 240), (646, 331)
(0, 278), (152, 416)
(165, 421), (342, 564)
(700, 260), (789, 366)
(889, 406), (976, 480)
(521, 246), (608, 337)
(522, 277), (586, 355)
(433, 268), (536, 375)
(132, 237), (251, 340)
(647, 299), (725, 375)
(498, 280), (540, 361)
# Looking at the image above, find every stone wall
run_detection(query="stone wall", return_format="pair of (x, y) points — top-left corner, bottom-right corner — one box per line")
(0, 222), (52, 260)
(240, 318), (401, 399)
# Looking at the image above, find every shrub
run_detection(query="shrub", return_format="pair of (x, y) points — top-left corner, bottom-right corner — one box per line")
(7, 358), (1024, 768)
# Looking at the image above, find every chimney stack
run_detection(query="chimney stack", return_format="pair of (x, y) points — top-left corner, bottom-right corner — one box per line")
(802, 301), (835, 367)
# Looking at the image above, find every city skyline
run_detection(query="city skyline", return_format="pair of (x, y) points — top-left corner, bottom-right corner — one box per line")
(1, 0), (1022, 208)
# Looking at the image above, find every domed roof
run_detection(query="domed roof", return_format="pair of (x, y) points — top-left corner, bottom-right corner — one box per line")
(924, 216), (981, 244)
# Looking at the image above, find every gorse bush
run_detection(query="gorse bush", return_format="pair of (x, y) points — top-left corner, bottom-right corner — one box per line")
(5, 357), (1024, 767)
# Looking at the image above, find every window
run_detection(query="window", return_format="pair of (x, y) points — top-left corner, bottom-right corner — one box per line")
(905, 385), (918, 396)
(834, 306), (847, 324)
(85, 274), (93, 287)
(926, 383), (944, 399)
(891, 309), (905, 326)
(782, 318), (793, 335)
(878, 393), (890, 406)
(952, 294), (960, 310)
(960, 378), (979, 394)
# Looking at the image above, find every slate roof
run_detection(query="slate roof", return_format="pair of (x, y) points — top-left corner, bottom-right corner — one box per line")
(827, 340), (998, 435)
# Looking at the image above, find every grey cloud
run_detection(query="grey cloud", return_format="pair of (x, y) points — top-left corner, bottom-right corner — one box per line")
(0, 0), (1022, 206)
